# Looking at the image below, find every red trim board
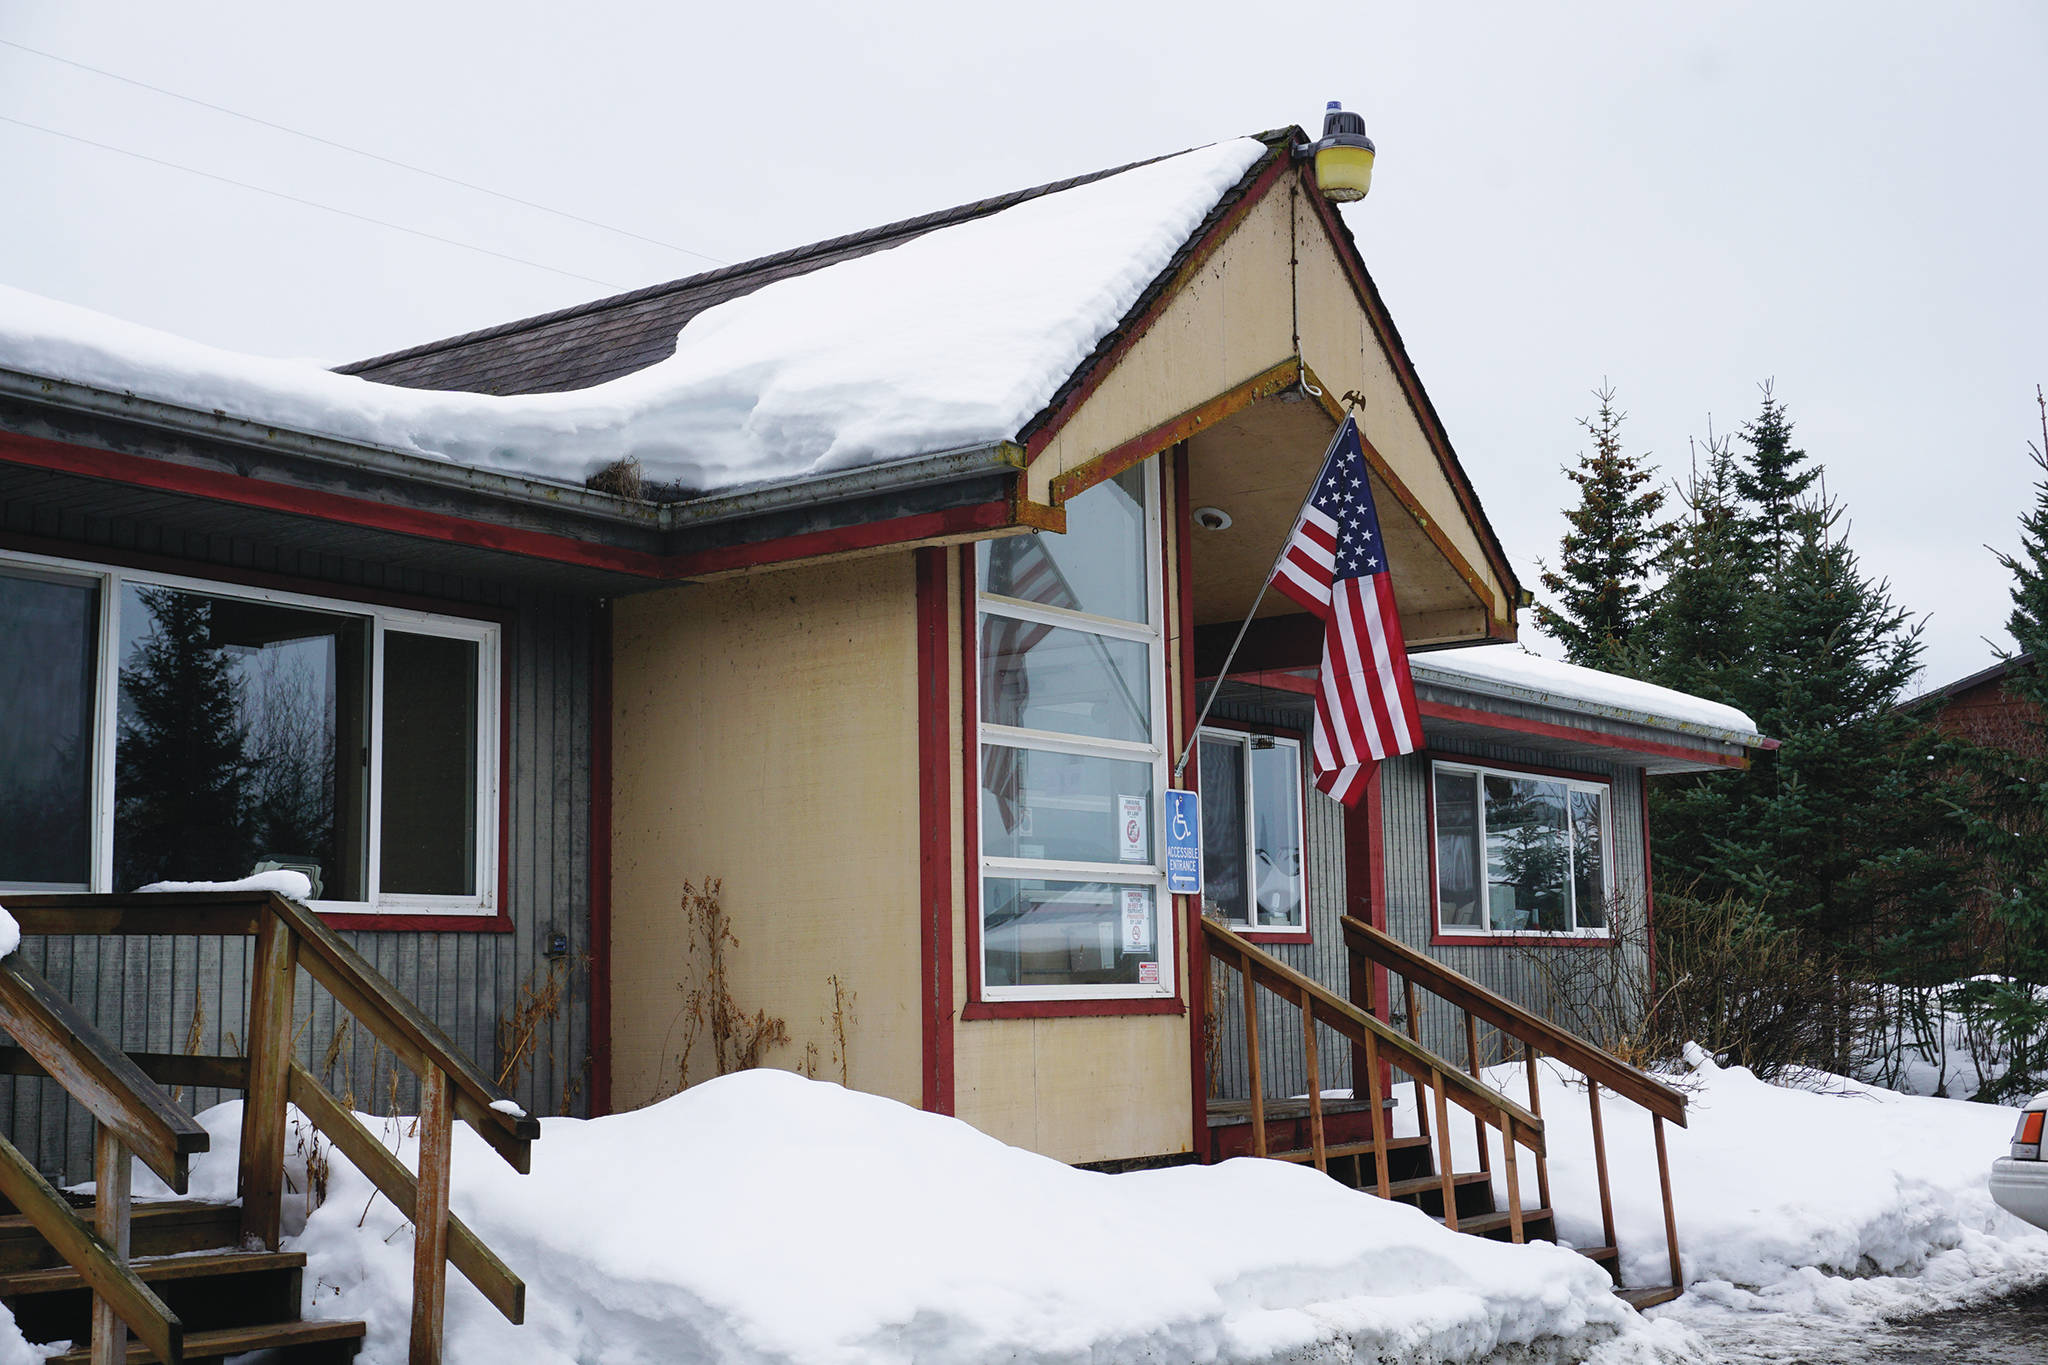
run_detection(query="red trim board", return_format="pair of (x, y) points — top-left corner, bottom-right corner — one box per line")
(587, 599), (615, 1117)
(915, 548), (957, 1114)
(1417, 698), (1748, 769)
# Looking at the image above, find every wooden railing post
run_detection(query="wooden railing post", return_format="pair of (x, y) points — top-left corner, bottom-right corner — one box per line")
(1523, 1044), (1551, 1213)
(90, 1126), (131, 1365)
(1404, 979), (1429, 1149)
(1239, 950), (1266, 1158)
(1586, 1082), (1619, 1268)
(411, 1063), (454, 1365)
(1654, 1114), (1682, 1290)
(1500, 1114), (1524, 1243)
(1361, 1030), (1392, 1199)
(239, 907), (298, 1250)
(1464, 1014), (1490, 1177)
(1430, 1070), (1459, 1232)
(1299, 990), (1327, 1173)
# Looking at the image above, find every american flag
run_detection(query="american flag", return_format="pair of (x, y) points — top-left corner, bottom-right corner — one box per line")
(1270, 415), (1423, 805)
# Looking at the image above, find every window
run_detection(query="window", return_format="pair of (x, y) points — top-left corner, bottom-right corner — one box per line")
(1197, 728), (1306, 933)
(1433, 761), (1609, 936)
(975, 465), (1171, 1000)
(0, 551), (499, 916)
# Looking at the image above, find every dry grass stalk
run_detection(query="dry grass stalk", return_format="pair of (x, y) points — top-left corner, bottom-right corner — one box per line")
(823, 973), (857, 1086)
(657, 878), (791, 1097)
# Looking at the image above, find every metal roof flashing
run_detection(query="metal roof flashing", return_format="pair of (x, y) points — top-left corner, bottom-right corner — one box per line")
(1406, 659), (1767, 752)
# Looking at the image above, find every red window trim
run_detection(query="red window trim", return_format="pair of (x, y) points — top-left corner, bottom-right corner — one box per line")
(0, 531), (516, 935)
(1423, 749), (1618, 950)
(957, 484), (1187, 1021)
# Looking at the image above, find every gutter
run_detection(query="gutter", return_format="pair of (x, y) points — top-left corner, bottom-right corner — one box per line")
(1406, 659), (1768, 751)
(0, 368), (1025, 544)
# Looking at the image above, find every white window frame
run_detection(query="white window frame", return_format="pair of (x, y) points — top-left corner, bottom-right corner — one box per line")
(0, 547), (501, 918)
(975, 462), (1173, 1003)
(1432, 759), (1612, 938)
(1196, 727), (1309, 936)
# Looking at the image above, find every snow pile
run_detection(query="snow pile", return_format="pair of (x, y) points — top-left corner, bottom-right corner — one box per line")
(0, 138), (1263, 496)
(1403, 1045), (2048, 1331)
(1410, 645), (1760, 739)
(145, 1072), (1685, 1365)
(0, 904), (18, 959)
(135, 869), (314, 899)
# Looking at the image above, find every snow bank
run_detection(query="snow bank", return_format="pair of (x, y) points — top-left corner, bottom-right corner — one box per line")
(0, 138), (1263, 496)
(1409, 645), (1759, 738)
(1401, 1046), (2048, 1332)
(0, 904), (18, 959)
(135, 870), (313, 899)
(153, 1072), (1680, 1365)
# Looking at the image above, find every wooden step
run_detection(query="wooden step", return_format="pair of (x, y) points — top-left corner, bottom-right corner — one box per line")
(46, 1315), (366, 1364)
(1380, 1171), (1491, 1202)
(1616, 1285), (1683, 1310)
(1443, 1207), (1555, 1238)
(1265, 1134), (1431, 1164)
(0, 1248), (305, 1298)
(1574, 1244), (1620, 1266)
(0, 1201), (240, 1273)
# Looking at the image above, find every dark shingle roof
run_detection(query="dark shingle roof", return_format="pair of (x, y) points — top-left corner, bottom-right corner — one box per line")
(337, 136), (1289, 396)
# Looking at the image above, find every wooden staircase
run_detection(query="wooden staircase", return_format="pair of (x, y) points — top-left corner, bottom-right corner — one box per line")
(0, 891), (542, 1363)
(1201, 917), (1686, 1309)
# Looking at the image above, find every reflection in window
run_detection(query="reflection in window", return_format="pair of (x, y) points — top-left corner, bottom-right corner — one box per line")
(382, 632), (479, 896)
(1434, 762), (1609, 935)
(978, 467), (1147, 623)
(1198, 730), (1306, 931)
(982, 879), (1160, 988)
(0, 570), (99, 888)
(113, 585), (367, 897)
(979, 618), (1151, 744)
(981, 747), (1154, 865)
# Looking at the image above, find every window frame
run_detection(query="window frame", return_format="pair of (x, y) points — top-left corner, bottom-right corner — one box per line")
(969, 462), (1176, 1009)
(1195, 724), (1310, 940)
(0, 547), (503, 922)
(1428, 756), (1614, 944)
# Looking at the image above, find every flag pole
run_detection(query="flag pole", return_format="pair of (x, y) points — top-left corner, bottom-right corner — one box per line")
(1170, 415), (1345, 784)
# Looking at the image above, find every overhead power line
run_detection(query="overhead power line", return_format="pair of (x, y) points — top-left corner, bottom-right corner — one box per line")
(0, 36), (726, 267)
(0, 113), (627, 289)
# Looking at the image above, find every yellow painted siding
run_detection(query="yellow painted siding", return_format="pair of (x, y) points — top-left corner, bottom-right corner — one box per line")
(609, 555), (924, 1112)
(1027, 174), (1509, 623)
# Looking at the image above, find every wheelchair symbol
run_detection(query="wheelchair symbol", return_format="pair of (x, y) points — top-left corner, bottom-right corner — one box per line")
(1171, 807), (1195, 843)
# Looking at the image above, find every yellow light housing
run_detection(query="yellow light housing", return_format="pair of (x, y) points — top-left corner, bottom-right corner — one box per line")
(1309, 100), (1377, 203)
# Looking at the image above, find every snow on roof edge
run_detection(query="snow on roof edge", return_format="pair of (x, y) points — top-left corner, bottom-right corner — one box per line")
(1409, 644), (1763, 746)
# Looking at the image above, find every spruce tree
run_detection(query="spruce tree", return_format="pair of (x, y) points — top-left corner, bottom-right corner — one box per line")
(1629, 433), (1749, 703)
(113, 588), (254, 889)
(1536, 385), (1670, 666)
(1731, 382), (1820, 577)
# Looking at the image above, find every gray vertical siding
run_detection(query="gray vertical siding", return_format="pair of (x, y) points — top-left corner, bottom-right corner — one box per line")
(0, 501), (595, 1181)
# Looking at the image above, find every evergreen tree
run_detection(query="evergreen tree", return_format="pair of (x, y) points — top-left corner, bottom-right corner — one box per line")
(1628, 432), (1750, 703)
(1731, 382), (1821, 577)
(114, 588), (254, 889)
(1536, 385), (1670, 666)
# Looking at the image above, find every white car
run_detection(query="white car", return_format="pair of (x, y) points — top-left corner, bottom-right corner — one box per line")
(1990, 1090), (2048, 1230)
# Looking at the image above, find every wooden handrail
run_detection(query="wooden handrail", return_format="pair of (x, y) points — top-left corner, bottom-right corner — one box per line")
(1341, 916), (1688, 1127)
(0, 957), (208, 1193)
(1203, 920), (1544, 1153)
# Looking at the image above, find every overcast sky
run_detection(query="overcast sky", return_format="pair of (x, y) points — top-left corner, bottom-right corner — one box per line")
(3, 1), (2042, 690)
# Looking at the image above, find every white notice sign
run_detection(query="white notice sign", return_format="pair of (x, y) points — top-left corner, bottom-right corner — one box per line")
(1117, 795), (1148, 862)
(1121, 887), (1152, 953)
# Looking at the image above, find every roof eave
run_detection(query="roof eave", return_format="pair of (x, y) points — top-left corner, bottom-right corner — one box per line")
(1408, 661), (1768, 752)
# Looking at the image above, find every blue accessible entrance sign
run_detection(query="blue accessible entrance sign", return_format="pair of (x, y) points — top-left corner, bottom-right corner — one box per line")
(1164, 789), (1202, 896)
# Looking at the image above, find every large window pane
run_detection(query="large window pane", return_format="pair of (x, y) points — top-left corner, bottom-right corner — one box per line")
(0, 570), (98, 888)
(979, 618), (1150, 743)
(381, 633), (480, 896)
(1483, 774), (1570, 932)
(978, 467), (1148, 623)
(982, 878), (1161, 988)
(114, 585), (367, 897)
(1571, 788), (1607, 929)
(1250, 743), (1304, 928)
(1434, 769), (1481, 928)
(1198, 737), (1248, 923)
(981, 746), (1154, 865)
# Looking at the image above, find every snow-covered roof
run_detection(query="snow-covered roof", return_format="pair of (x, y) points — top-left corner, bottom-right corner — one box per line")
(0, 138), (1264, 499)
(1409, 644), (1761, 743)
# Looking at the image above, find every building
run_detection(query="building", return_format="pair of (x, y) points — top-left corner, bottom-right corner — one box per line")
(0, 124), (1761, 1213)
